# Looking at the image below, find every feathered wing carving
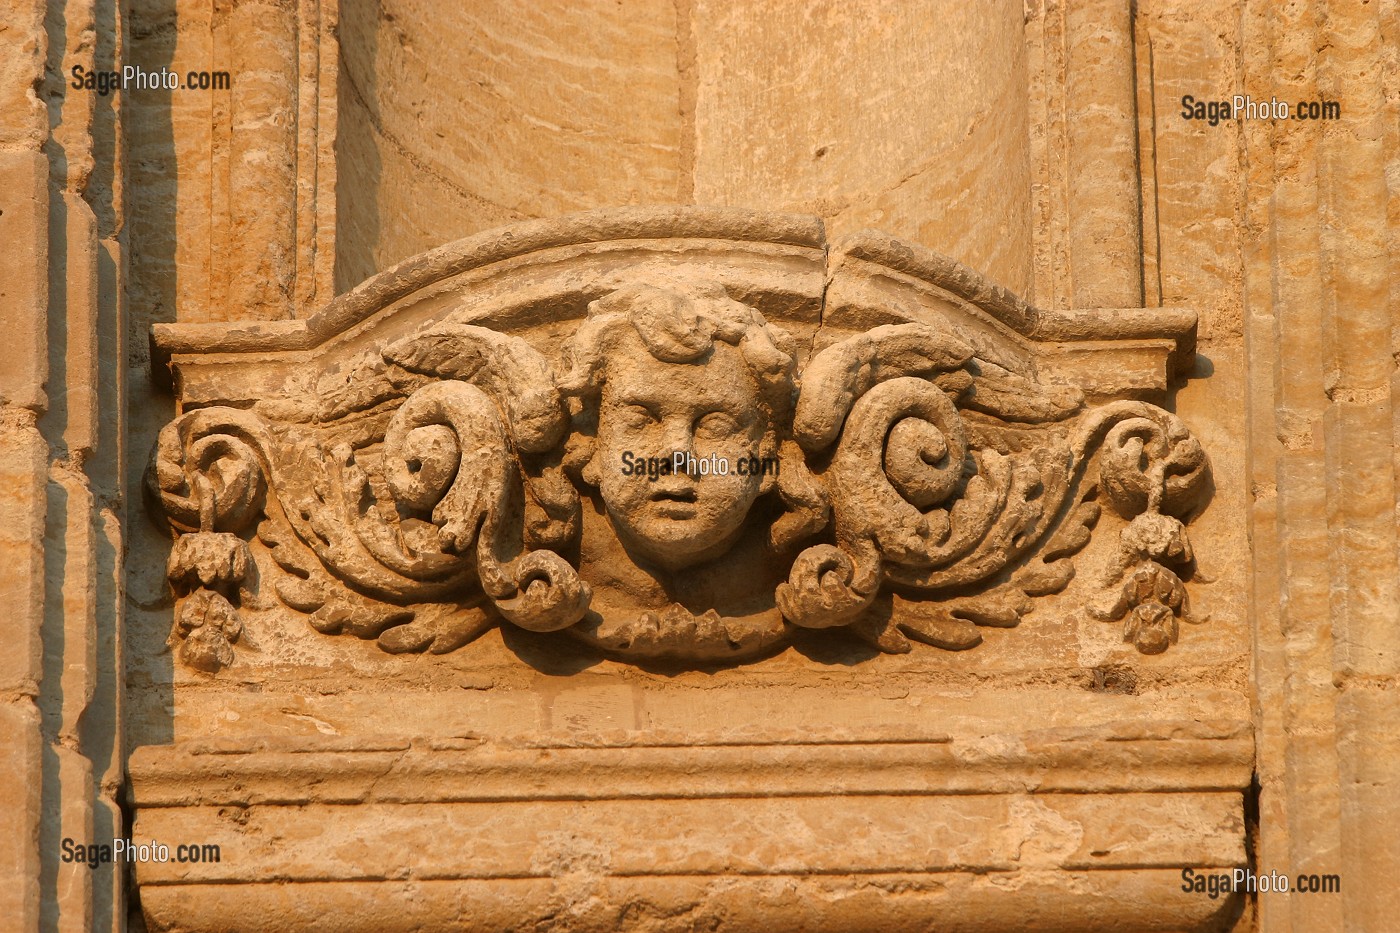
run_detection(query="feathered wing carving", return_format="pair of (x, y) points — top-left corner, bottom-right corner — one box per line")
(383, 324), (568, 453)
(147, 294), (1210, 670)
(380, 379), (589, 633)
(146, 324), (591, 669)
(778, 323), (1209, 654)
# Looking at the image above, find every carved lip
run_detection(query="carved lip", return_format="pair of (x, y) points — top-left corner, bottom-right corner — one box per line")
(647, 497), (699, 519)
(647, 476), (700, 515)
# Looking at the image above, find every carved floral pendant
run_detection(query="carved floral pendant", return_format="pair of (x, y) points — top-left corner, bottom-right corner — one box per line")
(146, 209), (1210, 670)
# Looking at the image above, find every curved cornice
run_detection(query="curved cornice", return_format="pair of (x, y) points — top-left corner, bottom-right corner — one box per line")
(152, 206), (1197, 399)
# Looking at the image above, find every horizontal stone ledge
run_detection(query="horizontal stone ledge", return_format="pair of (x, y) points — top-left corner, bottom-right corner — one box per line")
(829, 229), (1196, 351)
(132, 792), (1244, 883)
(149, 207), (1198, 383)
(1034, 308), (1198, 344)
(144, 716), (1251, 754)
(128, 725), (1252, 808)
(152, 206), (828, 361)
(135, 869), (1246, 933)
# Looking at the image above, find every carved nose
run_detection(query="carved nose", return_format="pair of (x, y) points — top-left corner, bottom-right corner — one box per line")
(659, 419), (695, 459)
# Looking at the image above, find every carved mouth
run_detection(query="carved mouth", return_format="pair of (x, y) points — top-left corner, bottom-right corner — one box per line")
(649, 486), (699, 518)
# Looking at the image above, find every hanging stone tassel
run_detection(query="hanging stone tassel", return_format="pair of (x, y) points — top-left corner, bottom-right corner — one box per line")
(166, 480), (252, 672)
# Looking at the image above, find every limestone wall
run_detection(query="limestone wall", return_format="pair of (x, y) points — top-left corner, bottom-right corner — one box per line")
(2, 0), (1397, 930)
(1, 0), (125, 929)
(334, 0), (1036, 298)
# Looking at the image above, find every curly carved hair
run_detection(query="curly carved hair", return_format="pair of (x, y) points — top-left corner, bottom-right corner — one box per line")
(558, 281), (798, 422)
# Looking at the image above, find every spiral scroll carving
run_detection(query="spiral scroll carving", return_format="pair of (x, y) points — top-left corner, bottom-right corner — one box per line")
(147, 281), (1213, 669)
(147, 408), (271, 536)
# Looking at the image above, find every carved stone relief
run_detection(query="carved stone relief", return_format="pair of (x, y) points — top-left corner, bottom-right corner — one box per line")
(145, 208), (1211, 671)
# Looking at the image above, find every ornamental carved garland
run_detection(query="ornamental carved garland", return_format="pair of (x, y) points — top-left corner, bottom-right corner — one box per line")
(146, 243), (1210, 672)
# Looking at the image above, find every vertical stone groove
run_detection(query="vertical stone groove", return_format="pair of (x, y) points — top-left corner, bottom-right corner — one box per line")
(1064, 0), (1144, 307)
(1316, 1), (1400, 930)
(1246, 0), (1400, 929)
(673, 0), (696, 204)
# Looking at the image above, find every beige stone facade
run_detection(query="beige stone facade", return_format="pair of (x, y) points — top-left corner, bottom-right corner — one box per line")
(1, 1), (1395, 930)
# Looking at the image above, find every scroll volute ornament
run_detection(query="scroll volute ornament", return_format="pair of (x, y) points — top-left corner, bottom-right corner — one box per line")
(145, 210), (1212, 670)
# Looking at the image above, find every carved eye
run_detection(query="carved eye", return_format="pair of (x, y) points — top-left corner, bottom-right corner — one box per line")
(617, 404), (657, 429)
(695, 411), (741, 439)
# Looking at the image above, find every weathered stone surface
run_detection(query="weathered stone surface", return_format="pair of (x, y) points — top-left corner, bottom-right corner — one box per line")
(1063, 0), (1142, 308)
(125, 0), (335, 323)
(690, 0), (1036, 298)
(335, 0), (685, 290)
(134, 793), (1245, 880)
(331, 0), (1036, 298)
(6, 0), (1397, 929)
(138, 871), (1244, 933)
(0, 0), (48, 149)
(1229, 0), (1400, 928)
(0, 701), (42, 930)
(125, 208), (1244, 931)
(143, 210), (1214, 669)
(0, 411), (46, 695)
(2, 1), (126, 930)
(0, 149), (49, 412)
(127, 731), (1250, 931)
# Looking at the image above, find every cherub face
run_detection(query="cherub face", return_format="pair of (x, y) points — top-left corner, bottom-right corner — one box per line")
(593, 338), (770, 571)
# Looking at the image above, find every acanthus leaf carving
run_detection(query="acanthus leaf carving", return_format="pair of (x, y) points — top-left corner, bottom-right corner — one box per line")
(146, 222), (1213, 671)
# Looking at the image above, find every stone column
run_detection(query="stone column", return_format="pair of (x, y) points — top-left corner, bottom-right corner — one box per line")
(0, 0), (125, 929)
(1027, 0), (1146, 310)
(127, 0), (337, 324)
(334, 0), (1036, 298)
(0, 7), (52, 926)
(1242, 0), (1400, 929)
